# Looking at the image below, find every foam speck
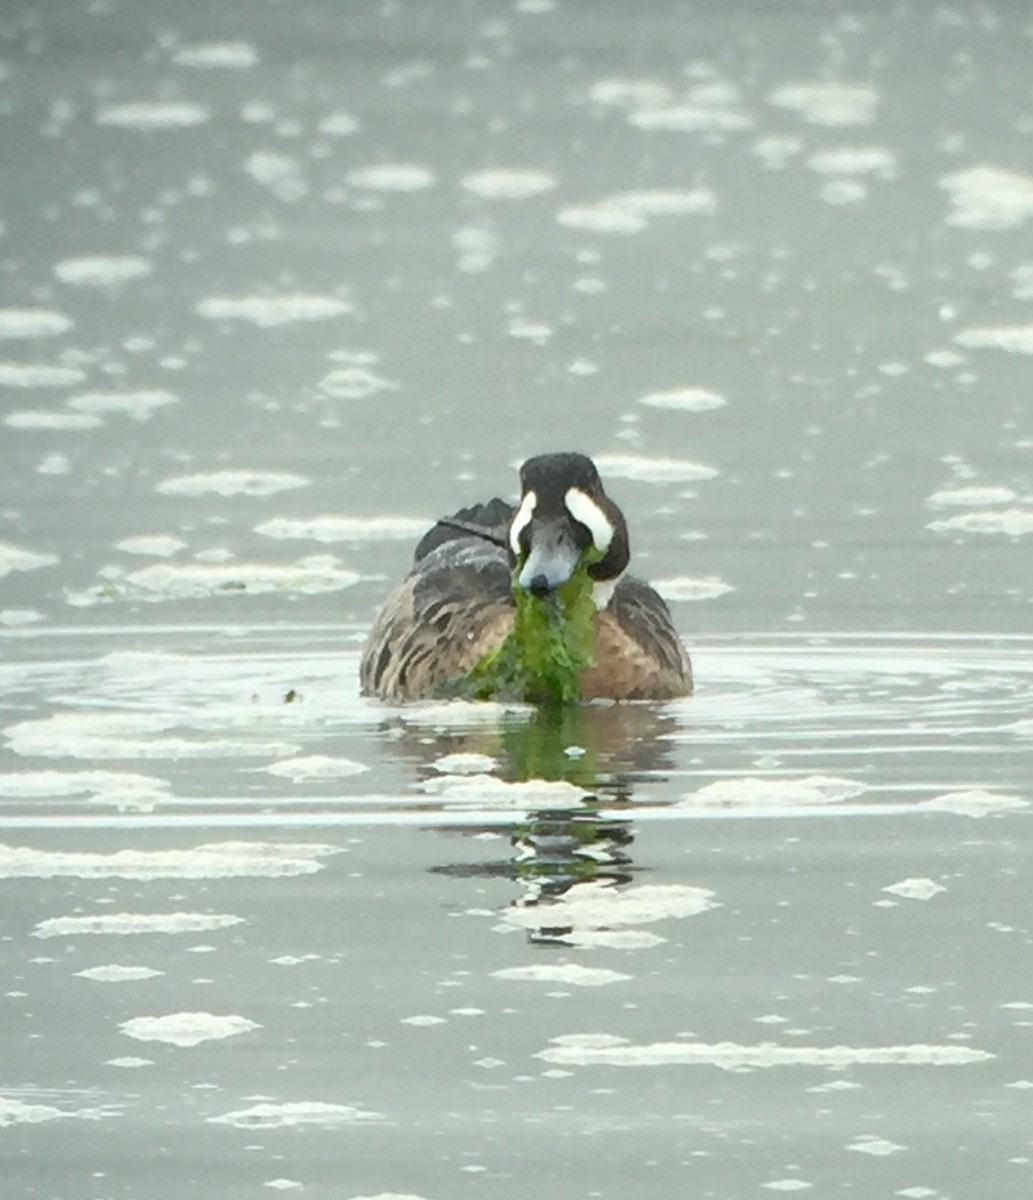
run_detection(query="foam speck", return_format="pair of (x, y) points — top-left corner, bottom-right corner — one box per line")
(629, 104), (752, 133)
(0, 309), (72, 339)
(157, 469), (307, 497)
(245, 151), (308, 202)
(432, 752), (498, 775)
(210, 1101), (382, 1128)
(654, 576), (733, 601)
(34, 912), (245, 938)
(941, 166), (1033, 230)
(847, 1136), (904, 1157)
(492, 964), (630, 986)
(768, 82), (878, 126)
(96, 102), (210, 130)
(0, 542), (57, 579)
(461, 169), (557, 199)
(681, 775), (866, 809)
(53, 256), (153, 287)
(196, 294), (352, 327)
(347, 164), (436, 191)
(592, 453), (718, 483)
(121, 1012), (259, 1047)
(588, 79), (673, 110)
(318, 366), (397, 399)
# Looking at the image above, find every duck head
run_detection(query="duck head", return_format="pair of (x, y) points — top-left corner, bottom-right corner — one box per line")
(508, 452), (630, 606)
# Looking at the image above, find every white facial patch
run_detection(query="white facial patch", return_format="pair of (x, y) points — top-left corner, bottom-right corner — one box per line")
(592, 577), (620, 610)
(509, 489), (537, 557)
(565, 486), (614, 553)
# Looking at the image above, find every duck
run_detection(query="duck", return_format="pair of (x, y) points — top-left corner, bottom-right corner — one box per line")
(359, 451), (693, 702)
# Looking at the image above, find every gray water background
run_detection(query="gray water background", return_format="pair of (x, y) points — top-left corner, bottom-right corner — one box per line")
(2, 2), (1033, 1197)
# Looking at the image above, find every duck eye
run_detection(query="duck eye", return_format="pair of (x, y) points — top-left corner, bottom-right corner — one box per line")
(509, 489), (537, 558)
(564, 487), (614, 553)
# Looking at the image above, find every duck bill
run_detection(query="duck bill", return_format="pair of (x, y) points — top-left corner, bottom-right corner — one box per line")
(517, 518), (581, 597)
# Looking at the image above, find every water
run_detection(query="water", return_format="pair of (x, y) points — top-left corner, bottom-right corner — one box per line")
(2, 2), (1033, 1197)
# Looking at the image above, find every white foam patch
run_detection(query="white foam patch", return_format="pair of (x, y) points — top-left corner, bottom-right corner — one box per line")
(953, 325), (1033, 354)
(819, 179), (867, 205)
(639, 386), (726, 412)
(255, 515), (427, 544)
(503, 882), (715, 932)
(5, 711), (301, 760)
(847, 1136), (905, 1157)
(918, 789), (1028, 818)
(927, 485), (1018, 508)
(0, 542), (57, 579)
(172, 41), (258, 69)
(1014, 264), (1033, 300)
(69, 556), (359, 605)
(941, 166), (1033, 230)
(767, 82), (878, 126)
(807, 147), (897, 178)
(629, 102), (752, 133)
(53, 256), (153, 287)
(536, 1038), (992, 1069)
(96, 102), (210, 130)
(761, 1182), (812, 1192)
(0, 769), (170, 809)
(209, 1101), (382, 1129)
(318, 366), (397, 399)
(0, 609), (44, 626)
(461, 169), (557, 199)
(0, 1096), (99, 1127)
(653, 575), (734, 601)
(318, 111), (360, 136)
(105, 1057), (153, 1069)
(5, 410), (101, 430)
(264, 1183), (304, 1193)
(196, 294), (352, 326)
(681, 775), (866, 810)
(347, 164), (436, 191)
(262, 756), (369, 782)
(34, 912), (245, 939)
(0, 309), (72, 339)
(0, 363), (85, 387)
(121, 1012), (259, 1047)
(0, 842), (342, 880)
(592, 453), (718, 483)
(245, 151), (307, 202)
(417, 774), (591, 810)
(928, 509), (1033, 536)
(116, 535), (186, 557)
(76, 965), (164, 982)
(432, 752), (498, 775)
(157, 469), (308, 497)
(882, 878), (946, 901)
(492, 964), (630, 986)
(558, 187), (716, 234)
(402, 701), (533, 728)
(68, 390), (177, 420)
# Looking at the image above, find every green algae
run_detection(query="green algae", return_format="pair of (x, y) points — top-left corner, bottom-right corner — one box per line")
(443, 552), (601, 705)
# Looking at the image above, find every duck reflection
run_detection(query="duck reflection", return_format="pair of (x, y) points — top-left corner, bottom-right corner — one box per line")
(385, 701), (680, 944)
